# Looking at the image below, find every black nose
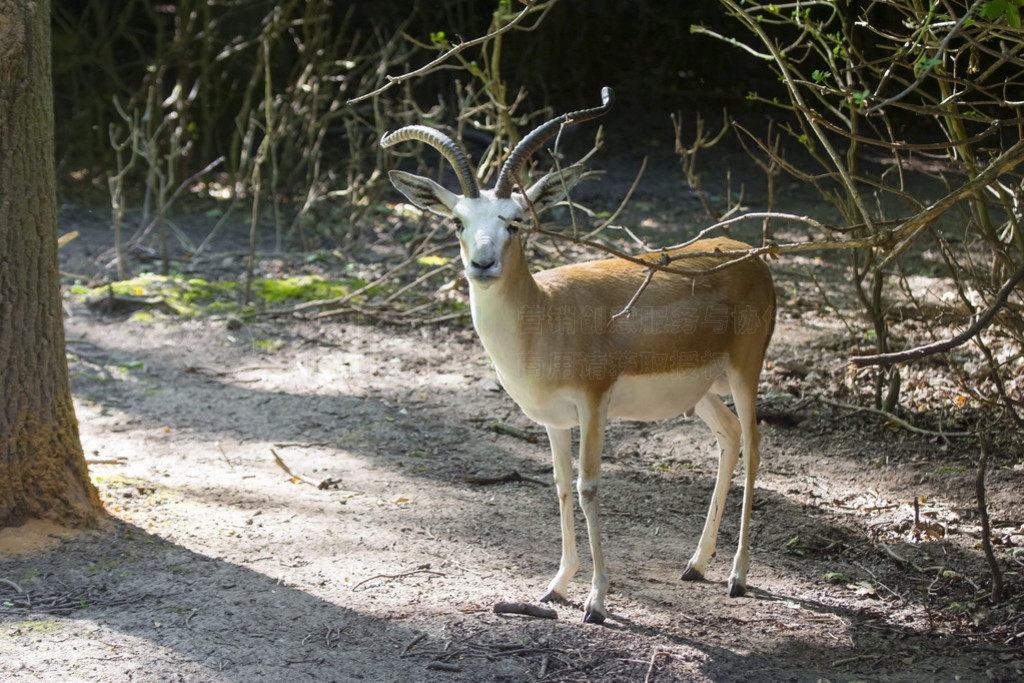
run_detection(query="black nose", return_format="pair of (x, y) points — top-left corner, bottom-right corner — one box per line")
(471, 258), (495, 270)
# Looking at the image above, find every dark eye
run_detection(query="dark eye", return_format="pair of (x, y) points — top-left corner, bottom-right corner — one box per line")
(507, 218), (522, 235)
(452, 217), (464, 233)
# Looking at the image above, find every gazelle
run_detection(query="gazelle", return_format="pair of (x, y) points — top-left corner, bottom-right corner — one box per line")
(381, 88), (776, 624)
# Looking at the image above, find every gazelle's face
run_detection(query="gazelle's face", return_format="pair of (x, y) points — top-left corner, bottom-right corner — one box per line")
(387, 164), (584, 286)
(450, 191), (526, 285)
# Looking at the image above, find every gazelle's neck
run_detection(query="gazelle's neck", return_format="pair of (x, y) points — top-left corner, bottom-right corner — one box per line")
(467, 237), (541, 373)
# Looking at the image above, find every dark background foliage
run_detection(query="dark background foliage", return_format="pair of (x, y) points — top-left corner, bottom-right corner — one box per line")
(45, 0), (1024, 434)
(49, 0), (772, 171)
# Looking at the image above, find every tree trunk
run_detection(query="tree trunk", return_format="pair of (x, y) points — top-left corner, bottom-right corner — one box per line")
(0, 0), (102, 528)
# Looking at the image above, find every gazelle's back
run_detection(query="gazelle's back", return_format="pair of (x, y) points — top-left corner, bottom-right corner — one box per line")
(529, 236), (776, 379)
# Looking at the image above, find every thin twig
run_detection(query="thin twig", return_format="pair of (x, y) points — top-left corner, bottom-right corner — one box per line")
(294, 223), (448, 314)
(271, 448), (319, 486)
(129, 156), (226, 255)
(610, 263), (660, 323)
(807, 268), (858, 339)
(832, 653), (883, 667)
(352, 567), (446, 591)
(401, 632), (428, 657)
(270, 448), (341, 489)
(864, 2), (983, 114)
(584, 156), (647, 239)
(644, 651), (673, 683)
(977, 435), (1005, 603)
(853, 561), (903, 601)
(817, 398), (974, 440)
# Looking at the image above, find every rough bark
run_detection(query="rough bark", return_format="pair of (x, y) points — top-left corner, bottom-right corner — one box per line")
(0, 0), (102, 528)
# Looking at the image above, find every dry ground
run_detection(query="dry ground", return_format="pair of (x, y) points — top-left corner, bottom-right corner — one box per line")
(2, 162), (1023, 681)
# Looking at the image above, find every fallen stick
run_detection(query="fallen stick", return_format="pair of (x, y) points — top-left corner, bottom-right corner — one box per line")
(816, 397), (973, 440)
(490, 421), (540, 442)
(492, 602), (558, 619)
(271, 448), (340, 489)
(400, 632), (427, 658)
(462, 470), (546, 486)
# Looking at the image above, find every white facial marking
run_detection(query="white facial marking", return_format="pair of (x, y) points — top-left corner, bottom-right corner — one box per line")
(454, 191), (524, 283)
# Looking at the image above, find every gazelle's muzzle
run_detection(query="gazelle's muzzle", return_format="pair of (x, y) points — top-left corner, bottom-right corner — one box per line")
(464, 236), (502, 282)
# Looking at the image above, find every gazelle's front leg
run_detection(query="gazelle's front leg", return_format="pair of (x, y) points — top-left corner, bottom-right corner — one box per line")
(540, 426), (578, 604)
(577, 397), (609, 624)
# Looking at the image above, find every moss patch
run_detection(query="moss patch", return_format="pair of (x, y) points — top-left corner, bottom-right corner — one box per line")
(75, 274), (373, 319)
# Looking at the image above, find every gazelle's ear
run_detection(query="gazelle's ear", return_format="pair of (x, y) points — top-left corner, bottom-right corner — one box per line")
(388, 170), (459, 217)
(522, 164), (586, 214)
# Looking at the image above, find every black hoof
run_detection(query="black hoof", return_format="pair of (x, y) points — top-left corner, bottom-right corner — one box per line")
(583, 608), (606, 625)
(681, 564), (704, 582)
(539, 589), (566, 604)
(728, 581), (746, 598)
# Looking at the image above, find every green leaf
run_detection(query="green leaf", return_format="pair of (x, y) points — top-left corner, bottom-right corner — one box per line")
(914, 56), (943, 77)
(1008, 4), (1022, 27)
(980, 0), (1008, 22)
(980, 0), (1024, 25)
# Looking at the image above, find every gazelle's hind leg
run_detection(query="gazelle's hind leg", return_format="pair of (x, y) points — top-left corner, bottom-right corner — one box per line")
(682, 394), (741, 584)
(576, 397), (610, 624)
(726, 365), (762, 597)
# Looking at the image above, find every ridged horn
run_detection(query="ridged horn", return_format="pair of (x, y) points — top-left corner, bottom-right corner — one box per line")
(493, 87), (615, 199)
(380, 125), (480, 199)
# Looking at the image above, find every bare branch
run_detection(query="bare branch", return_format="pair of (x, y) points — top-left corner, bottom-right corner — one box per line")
(878, 137), (1024, 269)
(347, 1), (553, 105)
(864, 2), (984, 115)
(610, 262), (660, 323)
(584, 156), (647, 239)
(532, 216), (888, 279)
(817, 398), (974, 440)
(851, 260), (1024, 367)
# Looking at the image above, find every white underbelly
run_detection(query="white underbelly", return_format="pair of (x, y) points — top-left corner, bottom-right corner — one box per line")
(607, 370), (719, 422)
(495, 365), (725, 429)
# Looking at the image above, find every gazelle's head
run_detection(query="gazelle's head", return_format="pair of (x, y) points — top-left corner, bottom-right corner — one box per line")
(381, 88), (614, 286)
